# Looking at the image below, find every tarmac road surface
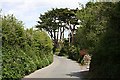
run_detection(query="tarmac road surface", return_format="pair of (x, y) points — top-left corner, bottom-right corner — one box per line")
(24, 55), (89, 78)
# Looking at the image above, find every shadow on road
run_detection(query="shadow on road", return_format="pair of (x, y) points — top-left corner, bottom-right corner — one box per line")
(66, 71), (89, 80)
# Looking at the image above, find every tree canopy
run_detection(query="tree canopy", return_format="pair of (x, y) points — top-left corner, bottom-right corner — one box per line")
(36, 8), (79, 48)
(75, 1), (120, 79)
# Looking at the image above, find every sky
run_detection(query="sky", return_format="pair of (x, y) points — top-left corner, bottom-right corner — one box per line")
(0, 0), (89, 29)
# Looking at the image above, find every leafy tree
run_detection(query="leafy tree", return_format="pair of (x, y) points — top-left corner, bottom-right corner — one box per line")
(36, 8), (79, 49)
(90, 2), (120, 79)
(76, 1), (120, 79)
(75, 2), (112, 53)
(36, 9), (60, 48)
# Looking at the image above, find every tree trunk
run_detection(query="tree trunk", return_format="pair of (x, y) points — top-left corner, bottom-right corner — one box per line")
(60, 27), (62, 41)
(48, 30), (53, 40)
(57, 27), (59, 42)
(53, 30), (56, 41)
(62, 26), (65, 40)
(69, 25), (72, 44)
(53, 30), (58, 48)
(71, 25), (75, 44)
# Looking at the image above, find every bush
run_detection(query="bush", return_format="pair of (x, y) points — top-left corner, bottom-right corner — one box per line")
(58, 38), (86, 63)
(59, 42), (82, 63)
(89, 2), (120, 79)
(58, 39), (69, 56)
(68, 45), (80, 61)
(2, 15), (53, 79)
(58, 46), (68, 56)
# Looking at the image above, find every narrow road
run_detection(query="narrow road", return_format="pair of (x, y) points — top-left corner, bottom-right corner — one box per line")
(24, 55), (89, 78)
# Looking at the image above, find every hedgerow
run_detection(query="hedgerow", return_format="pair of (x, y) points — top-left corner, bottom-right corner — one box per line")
(2, 15), (53, 79)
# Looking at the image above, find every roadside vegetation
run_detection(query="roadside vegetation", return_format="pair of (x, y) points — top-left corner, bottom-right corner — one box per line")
(37, 1), (120, 79)
(76, 2), (120, 79)
(2, 15), (53, 79)
(1, 1), (120, 79)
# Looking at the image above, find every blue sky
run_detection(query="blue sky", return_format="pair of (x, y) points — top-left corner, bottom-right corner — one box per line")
(1, 0), (89, 29)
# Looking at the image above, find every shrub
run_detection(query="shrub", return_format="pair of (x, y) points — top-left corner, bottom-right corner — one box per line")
(89, 2), (120, 79)
(59, 43), (82, 63)
(2, 15), (53, 79)
(68, 45), (80, 61)
(58, 39), (69, 56)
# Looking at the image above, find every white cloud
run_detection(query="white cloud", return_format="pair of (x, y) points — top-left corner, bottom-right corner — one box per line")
(1, 0), (89, 28)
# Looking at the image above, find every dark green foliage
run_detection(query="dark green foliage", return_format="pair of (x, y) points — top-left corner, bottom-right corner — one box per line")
(59, 45), (81, 63)
(58, 39), (81, 63)
(58, 47), (66, 56)
(2, 15), (53, 79)
(75, 1), (120, 79)
(75, 2), (114, 54)
(89, 2), (120, 79)
(0, 10), (2, 79)
(58, 39), (69, 56)
(36, 8), (79, 49)
(68, 46), (80, 61)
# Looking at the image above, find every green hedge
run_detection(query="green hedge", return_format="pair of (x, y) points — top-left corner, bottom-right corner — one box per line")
(89, 2), (120, 79)
(2, 15), (53, 79)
